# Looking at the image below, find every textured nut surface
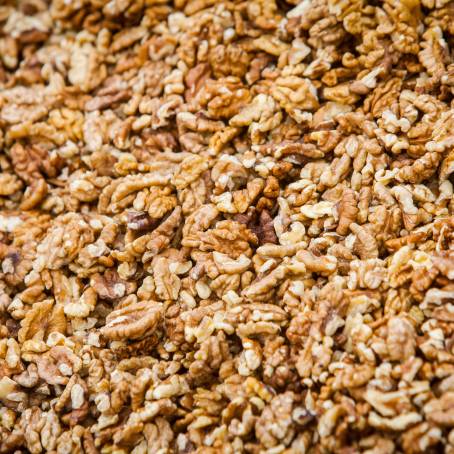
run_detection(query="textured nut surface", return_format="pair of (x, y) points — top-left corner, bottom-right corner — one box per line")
(1, 0), (454, 452)
(101, 300), (163, 341)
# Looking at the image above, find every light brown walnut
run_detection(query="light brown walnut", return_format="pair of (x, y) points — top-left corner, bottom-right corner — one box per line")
(197, 220), (258, 259)
(18, 300), (66, 343)
(336, 188), (358, 235)
(101, 299), (163, 341)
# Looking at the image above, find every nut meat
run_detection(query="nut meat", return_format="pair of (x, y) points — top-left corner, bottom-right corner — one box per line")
(1, 0), (454, 453)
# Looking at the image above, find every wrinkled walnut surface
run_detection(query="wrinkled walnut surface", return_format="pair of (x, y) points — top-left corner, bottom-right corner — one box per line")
(1, 0), (454, 453)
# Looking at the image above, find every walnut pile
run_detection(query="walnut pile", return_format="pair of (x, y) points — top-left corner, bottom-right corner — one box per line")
(1, 0), (454, 452)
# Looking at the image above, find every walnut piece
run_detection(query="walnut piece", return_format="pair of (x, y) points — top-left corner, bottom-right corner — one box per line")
(101, 300), (163, 341)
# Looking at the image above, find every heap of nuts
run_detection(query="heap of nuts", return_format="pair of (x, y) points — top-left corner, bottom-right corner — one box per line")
(1, 0), (454, 452)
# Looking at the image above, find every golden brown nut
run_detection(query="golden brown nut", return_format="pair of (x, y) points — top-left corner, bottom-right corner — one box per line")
(101, 300), (163, 341)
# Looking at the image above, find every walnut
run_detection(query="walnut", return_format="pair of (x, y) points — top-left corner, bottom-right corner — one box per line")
(323, 82), (360, 105)
(189, 331), (230, 385)
(114, 206), (182, 262)
(242, 265), (287, 300)
(336, 188), (358, 235)
(172, 154), (209, 190)
(237, 337), (262, 376)
(99, 172), (174, 215)
(439, 148), (454, 181)
(196, 77), (251, 120)
(247, 0), (282, 30)
(68, 43), (106, 92)
(295, 250), (337, 275)
(137, 186), (178, 219)
(350, 223), (379, 260)
(255, 392), (295, 448)
(220, 183), (262, 216)
(349, 258), (386, 289)
(18, 300), (66, 343)
(182, 204), (219, 248)
(33, 213), (94, 271)
(234, 303), (288, 338)
(48, 108), (85, 143)
(13, 364), (39, 388)
(271, 76), (319, 122)
(85, 90), (131, 112)
(10, 143), (62, 185)
(368, 411), (423, 431)
(230, 94), (283, 144)
(152, 257), (181, 301)
(111, 26), (147, 52)
(91, 269), (135, 301)
(209, 45), (250, 79)
(19, 178), (48, 211)
(401, 422), (442, 454)
(54, 374), (89, 426)
(142, 417), (174, 452)
(253, 35), (290, 56)
(178, 171), (212, 215)
(197, 220), (258, 259)
(36, 346), (81, 386)
(333, 363), (375, 390)
(364, 388), (413, 418)
(0, 174), (22, 196)
(211, 155), (248, 194)
(40, 410), (62, 451)
(395, 152), (441, 184)
(185, 63), (210, 101)
(16, 407), (45, 454)
(101, 299), (163, 341)
(319, 154), (351, 189)
(391, 186), (420, 231)
(386, 316), (416, 362)
(424, 393), (454, 427)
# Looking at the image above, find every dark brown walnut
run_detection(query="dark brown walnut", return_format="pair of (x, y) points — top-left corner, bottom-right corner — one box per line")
(85, 90), (131, 112)
(10, 143), (63, 184)
(91, 269), (136, 301)
(249, 210), (278, 245)
(126, 211), (159, 231)
(235, 209), (278, 245)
